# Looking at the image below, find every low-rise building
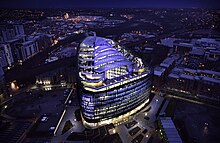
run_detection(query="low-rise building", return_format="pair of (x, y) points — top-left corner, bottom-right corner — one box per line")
(174, 42), (193, 55)
(153, 66), (166, 87)
(15, 39), (39, 62)
(167, 67), (220, 100)
(0, 44), (14, 69)
(153, 54), (181, 88)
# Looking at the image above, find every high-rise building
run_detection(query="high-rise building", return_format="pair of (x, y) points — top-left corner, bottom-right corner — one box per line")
(78, 35), (152, 128)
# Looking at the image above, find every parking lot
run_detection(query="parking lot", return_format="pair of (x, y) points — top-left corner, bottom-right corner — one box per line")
(172, 99), (220, 143)
(5, 88), (68, 118)
(0, 121), (31, 143)
(1, 87), (76, 142)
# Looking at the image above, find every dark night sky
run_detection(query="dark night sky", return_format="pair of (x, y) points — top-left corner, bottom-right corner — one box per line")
(0, 0), (219, 9)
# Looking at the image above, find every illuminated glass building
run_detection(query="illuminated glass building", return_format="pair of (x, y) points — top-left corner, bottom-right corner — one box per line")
(78, 34), (152, 128)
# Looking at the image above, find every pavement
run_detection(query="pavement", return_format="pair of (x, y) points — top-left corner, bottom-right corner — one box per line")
(52, 106), (85, 143)
(116, 94), (165, 143)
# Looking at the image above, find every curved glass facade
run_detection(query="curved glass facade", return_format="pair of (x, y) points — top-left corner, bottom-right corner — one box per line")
(78, 35), (152, 128)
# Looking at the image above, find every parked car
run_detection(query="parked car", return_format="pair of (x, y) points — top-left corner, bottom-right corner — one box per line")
(41, 116), (48, 122)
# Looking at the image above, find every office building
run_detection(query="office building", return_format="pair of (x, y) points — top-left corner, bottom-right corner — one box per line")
(78, 35), (152, 128)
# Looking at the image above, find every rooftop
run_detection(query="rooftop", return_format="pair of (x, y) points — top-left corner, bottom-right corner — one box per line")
(160, 117), (182, 143)
(160, 57), (175, 68)
(79, 36), (151, 92)
(154, 67), (166, 76)
(189, 47), (204, 56)
(168, 67), (220, 84)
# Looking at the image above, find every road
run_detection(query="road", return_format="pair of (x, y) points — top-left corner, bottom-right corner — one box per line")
(52, 106), (85, 143)
(52, 89), (84, 143)
(167, 94), (220, 110)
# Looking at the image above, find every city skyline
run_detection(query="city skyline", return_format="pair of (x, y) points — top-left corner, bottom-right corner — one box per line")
(0, 2), (220, 143)
(0, 0), (220, 9)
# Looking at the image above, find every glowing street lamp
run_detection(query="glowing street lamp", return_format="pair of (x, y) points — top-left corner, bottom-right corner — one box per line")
(113, 129), (116, 134)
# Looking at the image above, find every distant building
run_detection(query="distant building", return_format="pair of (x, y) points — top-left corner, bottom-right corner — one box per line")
(153, 66), (166, 87)
(45, 34), (56, 46)
(0, 63), (4, 81)
(6, 38), (25, 64)
(15, 39), (39, 62)
(189, 47), (205, 59)
(28, 34), (52, 51)
(160, 57), (175, 72)
(0, 27), (16, 43)
(153, 54), (181, 88)
(204, 49), (220, 62)
(174, 42), (193, 55)
(36, 66), (76, 85)
(0, 24), (25, 43)
(13, 24), (25, 35)
(0, 63), (5, 102)
(195, 38), (220, 47)
(0, 44), (14, 68)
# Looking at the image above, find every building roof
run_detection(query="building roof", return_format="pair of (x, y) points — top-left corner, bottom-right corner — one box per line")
(160, 117), (182, 143)
(160, 57), (175, 68)
(198, 38), (217, 43)
(168, 67), (220, 84)
(183, 68), (196, 73)
(81, 36), (96, 47)
(180, 74), (194, 80)
(168, 73), (179, 79)
(154, 67), (166, 76)
(22, 40), (35, 45)
(203, 70), (220, 77)
(202, 76), (220, 84)
(177, 42), (193, 48)
(189, 47), (204, 56)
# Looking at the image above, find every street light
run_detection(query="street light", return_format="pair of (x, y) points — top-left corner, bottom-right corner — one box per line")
(113, 129), (116, 134)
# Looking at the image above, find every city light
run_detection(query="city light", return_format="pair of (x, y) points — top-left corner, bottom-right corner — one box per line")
(10, 80), (19, 91)
(113, 129), (116, 134)
(0, 3), (219, 143)
(64, 13), (69, 19)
